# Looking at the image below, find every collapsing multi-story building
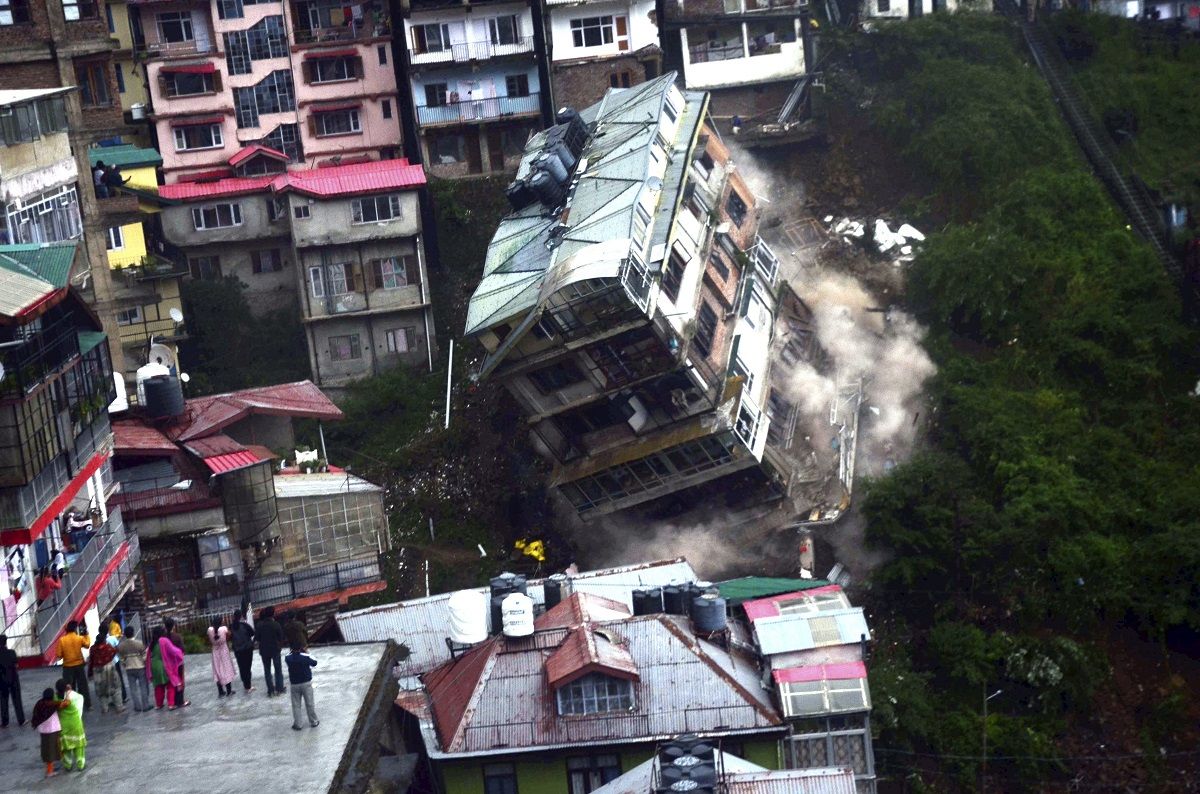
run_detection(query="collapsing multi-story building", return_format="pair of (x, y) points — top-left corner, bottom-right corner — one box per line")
(0, 241), (141, 666)
(465, 72), (828, 522)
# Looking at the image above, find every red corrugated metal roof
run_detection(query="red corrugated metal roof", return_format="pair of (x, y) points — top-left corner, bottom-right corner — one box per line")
(167, 380), (342, 442)
(203, 449), (265, 475)
(163, 160), (425, 201)
(423, 637), (498, 750)
(545, 626), (640, 689)
(743, 586), (845, 621)
(535, 592), (630, 630)
(159, 175), (274, 201)
(303, 48), (358, 59)
(228, 144), (289, 167)
(183, 433), (247, 458)
(113, 421), (177, 456)
(161, 62), (215, 74)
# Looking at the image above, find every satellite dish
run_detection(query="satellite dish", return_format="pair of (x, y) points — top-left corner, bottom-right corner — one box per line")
(148, 343), (175, 368)
(169, 307), (184, 323)
(179, 372), (191, 383)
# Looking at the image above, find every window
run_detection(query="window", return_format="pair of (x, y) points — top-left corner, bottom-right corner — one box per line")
(217, 0), (243, 20)
(198, 531), (241, 578)
(105, 4), (113, 31)
(777, 591), (852, 615)
(293, 204), (311, 220)
(709, 250), (730, 281)
(267, 197), (286, 221)
(731, 354), (753, 396)
(609, 71), (632, 89)
(488, 14), (519, 45)
(173, 123), (223, 151)
(693, 302), (718, 358)
(556, 673), (633, 715)
(189, 255), (221, 280)
(235, 69), (296, 128)
(570, 16), (614, 48)
(309, 263), (351, 298)
(664, 99), (678, 123)
(0, 0), (33, 26)
(141, 551), (194, 597)
(3, 185), (81, 243)
(413, 22), (451, 53)
(352, 194), (401, 224)
(165, 71), (216, 98)
(566, 754), (622, 794)
(425, 83), (448, 107)
(258, 123), (302, 163)
(114, 63), (126, 93)
(116, 306), (143, 326)
(224, 16), (287, 75)
(310, 56), (354, 83)
(382, 99), (392, 119)
(779, 677), (871, 718)
(662, 250), (686, 302)
(505, 74), (529, 98)
(75, 63), (111, 107)
(105, 226), (124, 250)
(329, 334), (361, 361)
(430, 131), (466, 163)
(726, 191), (749, 227)
(529, 360), (584, 393)
(482, 763), (517, 794)
(62, 0), (97, 21)
(791, 716), (872, 776)
(157, 11), (194, 43)
(377, 44), (388, 65)
(190, 203), (242, 230)
(695, 150), (715, 180)
(251, 249), (283, 273)
(315, 109), (361, 136)
(878, 0), (890, 10)
(370, 256), (411, 289)
(385, 327), (415, 353)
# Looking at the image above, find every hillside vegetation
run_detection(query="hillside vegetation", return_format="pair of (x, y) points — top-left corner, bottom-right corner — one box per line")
(843, 15), (1200, 791)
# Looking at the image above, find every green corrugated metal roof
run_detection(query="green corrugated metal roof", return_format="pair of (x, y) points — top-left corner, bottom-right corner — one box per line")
(717, 576), (831, 605)
(77, 331), (107, 355)
(0, 242), (77, 288)
(88, 144), (162, 169)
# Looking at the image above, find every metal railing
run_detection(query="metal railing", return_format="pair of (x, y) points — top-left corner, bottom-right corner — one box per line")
(292, 19), (390, 45)
(0, 314), (83, 399)
(109, 480), (220, 519)
(143, 38), (217, 56)
(110, 252), (190, 281)
(35, 507), (130, 653)
(409, 36), (534, 65)
(247, 556), (382, 605)
(417, 93), (540, 126)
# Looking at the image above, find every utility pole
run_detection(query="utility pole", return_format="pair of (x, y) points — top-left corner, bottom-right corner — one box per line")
(982, 686), (1002, 794)
(444, 339), (454, 430)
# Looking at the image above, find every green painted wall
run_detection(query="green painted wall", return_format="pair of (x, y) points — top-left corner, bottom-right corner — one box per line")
(437, 738), (782, 793)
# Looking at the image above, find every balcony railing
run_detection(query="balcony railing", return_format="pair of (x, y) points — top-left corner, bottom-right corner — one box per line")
(417, 92), (540, 126)
(110, 252), (190, 281)
(0, 314), (83, 399)
(109, 479), (220, 519)
(35, 507), (130, 653)
(409, 36), (534, 65)
(201, 556), (383, 613)
(143, 38), (217, 57)
(293, 18), (390, 45)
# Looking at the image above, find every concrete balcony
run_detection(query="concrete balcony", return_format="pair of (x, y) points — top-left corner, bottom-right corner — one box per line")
(409, 36), (535, 67)
(417, 92), (540, 127)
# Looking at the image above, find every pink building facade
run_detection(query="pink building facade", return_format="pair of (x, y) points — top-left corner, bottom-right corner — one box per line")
(134, 0), (400, 183)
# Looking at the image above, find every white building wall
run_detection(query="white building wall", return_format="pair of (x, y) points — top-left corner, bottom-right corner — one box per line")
(680, 21), (805, 90)
(405, 2), (535, 65)
(548, 0), (659, 62)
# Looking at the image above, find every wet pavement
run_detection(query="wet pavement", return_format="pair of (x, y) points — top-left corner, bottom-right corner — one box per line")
(0, 643), (389, 792)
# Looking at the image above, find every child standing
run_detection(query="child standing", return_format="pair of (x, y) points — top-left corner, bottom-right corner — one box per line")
(54, 679), (86, 772)
(284, 645), (319, 731)
(31, 688), (65, 777)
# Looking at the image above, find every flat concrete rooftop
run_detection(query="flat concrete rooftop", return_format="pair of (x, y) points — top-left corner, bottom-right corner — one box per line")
(0, 643), (390, 793)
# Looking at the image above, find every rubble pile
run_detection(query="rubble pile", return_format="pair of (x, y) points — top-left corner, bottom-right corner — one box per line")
(825, 215), (925, 267)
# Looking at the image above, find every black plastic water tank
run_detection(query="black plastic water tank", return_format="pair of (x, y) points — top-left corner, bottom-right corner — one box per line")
(691, 593), (728, 633)
(544, 573), (567, 609)
(142, 375), (184, 418)
(662, 586), (688, 615)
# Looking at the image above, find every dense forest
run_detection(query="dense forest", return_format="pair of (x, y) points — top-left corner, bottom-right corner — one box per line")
(851, 15), (1200, 791)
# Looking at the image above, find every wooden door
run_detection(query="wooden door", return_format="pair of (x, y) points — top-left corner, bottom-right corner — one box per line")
(465, 127), (483, 174)
(486, 127), (503, 171)
(616, 16), (629, 51)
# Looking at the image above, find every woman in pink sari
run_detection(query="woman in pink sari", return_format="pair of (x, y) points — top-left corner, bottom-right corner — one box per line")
(207, 616), (236, 697)
(144, 626), (184, 710)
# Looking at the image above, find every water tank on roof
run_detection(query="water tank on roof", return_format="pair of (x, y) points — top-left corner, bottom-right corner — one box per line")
(501, 592), (534, 638)
(142, 374), (185, 419)
(221, 460), (280, 547)
(633, 587), (663, 616)
(544, 573), (568, 610)
(135, 361), (170, 406)
(505, 179), (536, 211)
(549, 112), (589, 160)
(534, 151), (569, 186)
(447, 589), (489, 645)
(556, 106), (580, 126)
(490, 571), (527, 597)
(490, 594), (506, 636)
(690, 593), (728, 633)
(548, 140), (577, 174)
(662, 585), (688, 616)
(659, 762), (717, 790)
(529, 169), (565, 209)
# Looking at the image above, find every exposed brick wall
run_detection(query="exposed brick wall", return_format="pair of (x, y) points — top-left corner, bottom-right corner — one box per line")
(551, 53), (659, 112)
(707, 82), (795, 121)
(662, 0), (728, 23)
(62, 16), (111, 46)
(0, 61), (61, 89)
(0, 2), (52, 53)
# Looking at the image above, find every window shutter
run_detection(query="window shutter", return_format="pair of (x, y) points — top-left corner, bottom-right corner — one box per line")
(616, 16), (629, 51)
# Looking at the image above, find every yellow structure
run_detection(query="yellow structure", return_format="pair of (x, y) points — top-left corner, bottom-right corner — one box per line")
(106, 0), (150, 133)
(88, 144), (187, 372)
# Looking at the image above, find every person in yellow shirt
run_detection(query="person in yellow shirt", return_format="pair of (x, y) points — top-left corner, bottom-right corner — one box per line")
(57, 621), (91, 712)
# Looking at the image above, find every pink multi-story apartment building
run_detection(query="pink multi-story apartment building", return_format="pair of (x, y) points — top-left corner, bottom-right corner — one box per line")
(132, 0), (400, 183)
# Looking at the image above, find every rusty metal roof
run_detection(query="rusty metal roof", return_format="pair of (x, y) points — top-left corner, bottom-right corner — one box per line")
(545, 625), (640, 689)
(167, 380), (342, 442)
(415, 613), (781, 758)
(535, 591), (631, 630)
(337, 559), (696, 676)
(183, 433), (246, 458)
(112, 421), (177, 456)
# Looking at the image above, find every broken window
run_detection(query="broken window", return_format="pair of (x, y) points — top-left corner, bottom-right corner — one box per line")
(726, 191), (749, 227)
(661, 250), (687, 303)
(693, 303), (718, 358)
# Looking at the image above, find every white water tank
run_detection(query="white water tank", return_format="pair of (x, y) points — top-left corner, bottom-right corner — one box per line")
(109, 372), (128, 414)
(447, 589), (489, 645)
(501, 592), (534, 638)
(135, 362), (170, 406)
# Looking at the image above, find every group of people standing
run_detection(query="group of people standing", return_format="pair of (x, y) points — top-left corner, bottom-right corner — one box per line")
(91, 160), (129, 199)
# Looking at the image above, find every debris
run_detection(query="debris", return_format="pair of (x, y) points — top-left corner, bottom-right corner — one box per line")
(897, 223), (925, 242)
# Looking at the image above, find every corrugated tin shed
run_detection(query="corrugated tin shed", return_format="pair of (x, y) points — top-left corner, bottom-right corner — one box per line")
(274, 472), (382, 498)
(416, 613), (781, 757)
(338, 559), (697, 675)
(718, 577), (832, 605)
